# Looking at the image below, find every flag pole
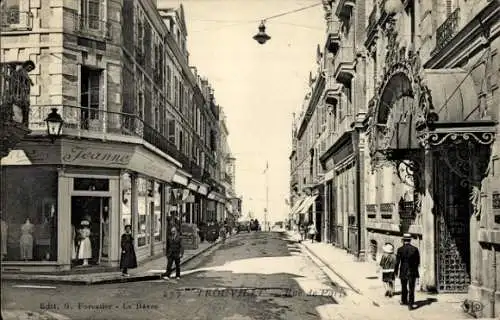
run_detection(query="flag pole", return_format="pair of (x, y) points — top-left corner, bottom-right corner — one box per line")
(265, 161), (269, 231)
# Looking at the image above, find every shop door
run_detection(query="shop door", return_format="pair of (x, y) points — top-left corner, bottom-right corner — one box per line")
(71, 196), (110, 266)
(434, 153), (471, 293)
(330, 185), (337, 244)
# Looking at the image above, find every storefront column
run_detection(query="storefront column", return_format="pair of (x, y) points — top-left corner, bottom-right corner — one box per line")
(57, 170), (71, 269)
(421, 148), (436, 291)
(109, 178), (120, 265)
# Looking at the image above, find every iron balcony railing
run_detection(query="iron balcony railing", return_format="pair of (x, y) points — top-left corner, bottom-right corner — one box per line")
(432, 8), (460, 56)
(29, 105), (202, 174)
(1, 9), (33, 31)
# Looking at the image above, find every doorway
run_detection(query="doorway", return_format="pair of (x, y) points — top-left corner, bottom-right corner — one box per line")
(71, 196), (110, 267)
(434, 152), (471, 292)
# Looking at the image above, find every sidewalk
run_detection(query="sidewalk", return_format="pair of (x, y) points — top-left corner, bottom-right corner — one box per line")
(286, 231), (480, 320)
(2, 236), (227, 285)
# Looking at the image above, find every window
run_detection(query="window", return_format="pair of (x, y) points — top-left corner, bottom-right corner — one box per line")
(179, 130), (184, 153)
(81, 0), (101, 30)
(174, 77), (179, 107)
(166, 66), (172, 100)
(74, 178), (109, 191)
(80, 66), (101, 129)
(1, 167), (59, 261)
(167, 119), (176, 144)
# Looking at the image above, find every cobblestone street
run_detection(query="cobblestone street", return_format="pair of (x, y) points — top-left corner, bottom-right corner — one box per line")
(2, 231), (488, 320)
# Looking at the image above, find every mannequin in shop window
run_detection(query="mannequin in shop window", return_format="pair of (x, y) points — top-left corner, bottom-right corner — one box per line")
(77, 220), (92, 266)
(20, 218), (34, 261)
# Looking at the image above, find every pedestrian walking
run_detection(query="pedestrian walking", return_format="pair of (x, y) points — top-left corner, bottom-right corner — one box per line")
(299, 224), (305, 241)
(379, 243), (396, 297)
(120, 225), (137, 277)
(163, 226), (184, 280)
(308, 223), (317, 243)
(394, 233), (420, 310)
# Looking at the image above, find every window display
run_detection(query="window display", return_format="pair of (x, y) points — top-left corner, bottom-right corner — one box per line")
(121, 173), (132, 232)
(154, 182), (162, 242)
(1, 166), (58, 261)
(137, 177), (148, 247)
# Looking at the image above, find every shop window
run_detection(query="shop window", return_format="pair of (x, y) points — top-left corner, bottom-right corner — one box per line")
(74, 178), (109, 191)
(154, 182), (162, 242)
(121, 173), (132, 232)
(137, 177), (149, 247)
(1, 167), (58, 262)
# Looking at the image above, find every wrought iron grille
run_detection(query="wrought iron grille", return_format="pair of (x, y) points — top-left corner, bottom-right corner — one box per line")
(432, 8), (460, 55)
(435, 153), (471, 293)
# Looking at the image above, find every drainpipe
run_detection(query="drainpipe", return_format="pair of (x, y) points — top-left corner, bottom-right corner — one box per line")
(355, 128), (362, 260)
(491, 244), (496, 318)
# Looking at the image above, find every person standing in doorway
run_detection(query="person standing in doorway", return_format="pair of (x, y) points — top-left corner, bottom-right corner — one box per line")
(163, 226), (184, 280)
(120, 225), (137, 276)
(394, 233), (420, 310)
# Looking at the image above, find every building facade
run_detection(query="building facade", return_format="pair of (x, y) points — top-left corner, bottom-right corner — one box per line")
(289, 62), (326, 241)
(0, 0), (233, 272)
(363, 0), (500, 316)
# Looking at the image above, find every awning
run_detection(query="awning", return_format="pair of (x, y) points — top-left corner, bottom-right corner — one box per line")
(172, 170), (190, 186)
(296, 195), (318, 214)
(187, 181), (198, 192)
(290, 198), (305, 215)
(198, 184), (209, 196)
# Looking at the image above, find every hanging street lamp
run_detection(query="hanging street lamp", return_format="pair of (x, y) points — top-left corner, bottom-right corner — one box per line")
(45, 108), (64, 143)
(253, 21), (271, 45)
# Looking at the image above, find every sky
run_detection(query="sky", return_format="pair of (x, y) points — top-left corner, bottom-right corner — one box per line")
(158, 0), (325, 223)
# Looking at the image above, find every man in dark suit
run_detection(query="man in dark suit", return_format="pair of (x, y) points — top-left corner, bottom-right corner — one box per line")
(394, 233), (420, 310)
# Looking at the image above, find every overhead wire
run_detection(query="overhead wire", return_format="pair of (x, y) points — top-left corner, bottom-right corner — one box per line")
(190, 1), (323, 33)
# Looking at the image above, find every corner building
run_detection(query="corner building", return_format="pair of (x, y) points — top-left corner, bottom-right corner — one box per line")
(363, 0), (500, 316)
(0, 1), (230, 272)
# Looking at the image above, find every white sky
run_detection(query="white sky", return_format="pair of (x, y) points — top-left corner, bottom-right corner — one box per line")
(159, 0), (325, 223)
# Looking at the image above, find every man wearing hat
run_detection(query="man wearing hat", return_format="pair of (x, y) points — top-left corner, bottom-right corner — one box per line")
(394, 233), (420, 310)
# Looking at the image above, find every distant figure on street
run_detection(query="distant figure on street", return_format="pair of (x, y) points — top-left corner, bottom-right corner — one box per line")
(163, 226), (184, 280)
(299, 224), (306, 241)
(308, 223), (317, 243)
(379, 243), (396, 297)
(394, 233), (420, 310)
(120, 225), (137, 277)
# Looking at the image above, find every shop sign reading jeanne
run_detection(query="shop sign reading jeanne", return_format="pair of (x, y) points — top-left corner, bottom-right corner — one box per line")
(62, 144), (133, 167)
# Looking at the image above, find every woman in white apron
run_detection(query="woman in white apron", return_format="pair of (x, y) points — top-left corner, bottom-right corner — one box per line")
(77, 220), (92, 266)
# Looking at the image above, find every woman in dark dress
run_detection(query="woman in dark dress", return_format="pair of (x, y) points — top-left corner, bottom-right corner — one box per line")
(120, 225), (137, 276)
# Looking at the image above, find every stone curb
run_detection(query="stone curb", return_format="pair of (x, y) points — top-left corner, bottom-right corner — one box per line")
(299, 242), (363, 295)
(1, 236), (229, 286)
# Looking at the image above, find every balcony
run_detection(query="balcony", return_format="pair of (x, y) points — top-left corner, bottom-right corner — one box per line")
(365, 5), (378, 48)
(432, 8), (460, 56)
(335, 0), (355, 18)
(334, 46), (355, 83)
(326, 19), (341, 55)
(1, 9), (33, 31)
(324, 76), (342, 105)
(73, 13), (112, 40)
(28, 105), (199, 174)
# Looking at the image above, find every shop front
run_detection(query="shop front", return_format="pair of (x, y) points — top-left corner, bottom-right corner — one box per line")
(1, 138), (179, 272)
